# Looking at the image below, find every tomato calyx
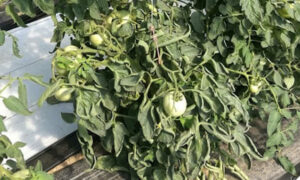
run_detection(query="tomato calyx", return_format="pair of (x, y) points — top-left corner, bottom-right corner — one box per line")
(163, 91), (187, 117)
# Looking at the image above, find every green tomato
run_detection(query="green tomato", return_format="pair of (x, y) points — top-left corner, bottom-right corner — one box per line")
(250, 81), (262, 94)
(90, 34), (103, 47)
(76, 53), (83, 59)
(56, 67), (67, 75)
(54, 87), (72, 102)
(163, 91), (187, 117)
(106, 16), (114, 25)
(55, 62), (68, 75)
(64, 45), (83, 59)
(284, 75), (295, 89)
(64, 45), (79, 52)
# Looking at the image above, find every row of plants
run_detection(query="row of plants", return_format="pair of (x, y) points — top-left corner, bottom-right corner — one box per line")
(1, 0), (300, 179)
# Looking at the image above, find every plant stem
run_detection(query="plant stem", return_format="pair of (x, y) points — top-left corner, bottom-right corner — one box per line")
(115, 113), (136, 120)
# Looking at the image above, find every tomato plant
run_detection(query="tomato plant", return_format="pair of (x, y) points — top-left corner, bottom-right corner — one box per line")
(2, 0), (300, 179)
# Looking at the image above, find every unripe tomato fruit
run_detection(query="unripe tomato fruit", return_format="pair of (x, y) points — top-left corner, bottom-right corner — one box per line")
(56, 67), (67, 75)
(54, 87), (72, 101)
(250, 81), (262, 94)
(64, 45), (82, 59)
(64, 45), (79, 52)
(163, 91), (187, 117)
(55, 62), (68, 75)
(90, 34), (103, 47)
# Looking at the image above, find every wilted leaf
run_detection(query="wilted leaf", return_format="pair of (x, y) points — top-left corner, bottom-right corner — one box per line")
(267, 110), (281, 137)
(5, 4), (26, 27)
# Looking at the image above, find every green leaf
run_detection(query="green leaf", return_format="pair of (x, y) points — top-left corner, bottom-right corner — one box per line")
(267, 110), (281, 137)
(266, 132), (282, 147)
(3, 96), (32, 116)
(175, 131), (194, 151)
(33, 0), (55, 14)
(32, 171), (54, 180)
(273, 71), (283, 87)
(280, 93), (291, 108)
(156, 1), (171, 11)
(287, 118), (299, 133)
(179, 116), (195, 129)
(0, 115), (7, 133)
(208, 17), (226, 40)
(101, 130), (113, 153)
(157, 129), (175, 144)
(67, 0), (80, 3)
(12, 0), (36, 17)
(263, 147), (277, 159)
(34, 160), (43, 171)
(77, 123), (96, 167)
(23, 73), (49, 87)
(38, 79), (62, 107)
(278, 156), (297, 176)
(72, 4), (86, 21)
(61, 113), (77, 123)
(190, 11), (205, 34)
(153, 169), (166, 180)
(217, 36), (227, 57)
(6, 146), (25, 169)
(206, 0), (218, 12)
(137, 101), (155, 143)
(18, 80), (28, 107)
(95, 155), (116, 172)
(120, 73), (144, 87)
(99, 89), (119, 111)
(96, 0), (109, 14)
(240, 0), (264, 24)
(5, 4), (27, 27)
(89, 1), (102, 20)
(113, 122), (128, 157)
(14, 142), (26, 148)
(0, 31), (5, 46)
(51, 22), (68, 43)
(79, 118), (106, 137)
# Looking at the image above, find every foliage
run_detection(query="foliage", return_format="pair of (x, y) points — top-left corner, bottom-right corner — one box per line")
(0, 30), (21, 58)
(0, 116), (53, 179)
(1, 0), (300, 179)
